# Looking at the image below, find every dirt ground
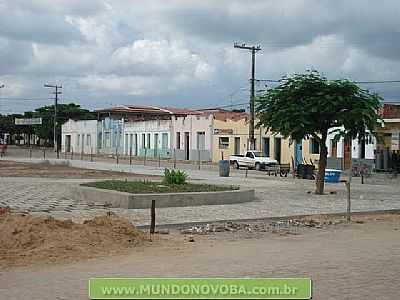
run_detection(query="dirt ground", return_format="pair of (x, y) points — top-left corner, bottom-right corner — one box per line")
(0, 160), (161, 179)
(1, 212), (399, 300)
(0, 211), (149, 267)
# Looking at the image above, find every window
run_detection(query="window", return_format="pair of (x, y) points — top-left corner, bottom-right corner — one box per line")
(246, 152), (254, 158)
(162, 133), (168, 149)
(310, 138), (320, 154)
(176, 132), (181, 149)
(219, 137), (229, 149)
(87, 134), (91, 146)
(147, 133), (151, 149)
(197, 132), (206, 150)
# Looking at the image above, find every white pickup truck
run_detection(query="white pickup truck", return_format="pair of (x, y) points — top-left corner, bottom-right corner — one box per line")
(230, 151), (278, 171)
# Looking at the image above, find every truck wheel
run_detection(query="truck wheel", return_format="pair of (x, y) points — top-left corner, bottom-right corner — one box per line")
(234, 161), (240, 169)
(255, 163), (261, 171)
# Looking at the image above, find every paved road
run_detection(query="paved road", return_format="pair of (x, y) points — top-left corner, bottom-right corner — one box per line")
(1, 156), (400, 226)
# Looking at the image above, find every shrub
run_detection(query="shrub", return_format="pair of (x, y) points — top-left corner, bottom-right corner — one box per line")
(163, 168), (188, 185)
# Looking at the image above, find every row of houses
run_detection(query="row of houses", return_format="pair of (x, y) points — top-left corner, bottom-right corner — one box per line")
(61, 104), (400, 169)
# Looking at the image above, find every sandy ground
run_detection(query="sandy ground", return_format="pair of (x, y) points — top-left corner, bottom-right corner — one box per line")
(1, 213), (399, 300)
(0, 160), (161, 179)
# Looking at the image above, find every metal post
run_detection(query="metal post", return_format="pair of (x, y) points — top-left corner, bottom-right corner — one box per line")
(198, 149), (201, 170)
(90, 147), (93, 162)
(43, 148), (46, 160)
(150, 200), (156, 234)
(56, 148), (59, 159)
(144, 148), (147, 166)
(173, 149), (176, 169)
(158, 154), (161, 168)
(346, 154), (353, 222)
(116, 149), (119, 165)
(129, 147), (132, 165)
(71, 148), (74, 160)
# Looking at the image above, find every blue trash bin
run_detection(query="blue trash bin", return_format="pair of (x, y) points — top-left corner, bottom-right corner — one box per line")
(324, 169), (341, 183)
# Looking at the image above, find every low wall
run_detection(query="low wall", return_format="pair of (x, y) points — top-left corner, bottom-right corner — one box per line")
(72, 186), (254, 209)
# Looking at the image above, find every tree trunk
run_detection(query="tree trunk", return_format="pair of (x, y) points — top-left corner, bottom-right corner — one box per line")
(315, 131), (328, 195)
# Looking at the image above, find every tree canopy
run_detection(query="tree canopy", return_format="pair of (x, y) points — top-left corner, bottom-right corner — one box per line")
(256, 71), (382, 194)
(0, 103), (96, 146)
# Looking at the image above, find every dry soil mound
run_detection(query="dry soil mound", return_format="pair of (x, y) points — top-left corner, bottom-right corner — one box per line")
(0, 211), (145, 266)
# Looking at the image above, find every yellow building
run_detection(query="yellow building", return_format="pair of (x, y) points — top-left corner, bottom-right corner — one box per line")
(206, 109), (320, 166)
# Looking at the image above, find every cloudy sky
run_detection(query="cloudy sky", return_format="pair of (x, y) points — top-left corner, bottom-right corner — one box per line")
(1, 0), (400, 114)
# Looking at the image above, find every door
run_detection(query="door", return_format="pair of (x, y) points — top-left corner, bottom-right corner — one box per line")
(125, 134), (129, 155)
(129, 134), (133, 155)
(263, 137), (270, 157)
(134, 134), (138, 156)
(184, 132), (190, 160)
(295, 140), (302, 167)
(274, 138), (282, 164)
(65, 135), (71, 152)
(331, 139), (337, 157)
(234, 137), (241, 155)
(154, 133), (159, 156)
(343, 137), (352, 170)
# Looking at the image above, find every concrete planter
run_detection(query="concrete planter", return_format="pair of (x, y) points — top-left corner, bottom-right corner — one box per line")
(72, 185), (254, 209)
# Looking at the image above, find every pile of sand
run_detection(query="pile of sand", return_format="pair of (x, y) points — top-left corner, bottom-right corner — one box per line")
(0, 211), (146, 266)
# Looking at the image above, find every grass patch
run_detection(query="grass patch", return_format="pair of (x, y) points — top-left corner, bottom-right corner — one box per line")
(82, 180), (239, 194)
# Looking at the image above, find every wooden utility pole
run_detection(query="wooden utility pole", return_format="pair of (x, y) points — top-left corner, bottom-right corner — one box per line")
(44, 84), (62, 152)
(234, 43), (261, 150)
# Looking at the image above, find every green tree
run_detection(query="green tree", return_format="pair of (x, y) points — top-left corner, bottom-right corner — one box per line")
(256, 71), (382, 194)
(0, 103), (95, 146)
(31, 103), (96, 146)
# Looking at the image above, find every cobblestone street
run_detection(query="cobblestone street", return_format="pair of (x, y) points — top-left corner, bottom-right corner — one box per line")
(1, 157), (400, 226)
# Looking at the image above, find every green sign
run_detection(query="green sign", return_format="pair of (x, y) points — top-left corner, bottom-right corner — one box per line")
(89, 278), (312, 299)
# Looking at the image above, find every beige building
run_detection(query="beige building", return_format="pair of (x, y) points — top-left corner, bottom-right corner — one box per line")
(205, 109), (320, 166)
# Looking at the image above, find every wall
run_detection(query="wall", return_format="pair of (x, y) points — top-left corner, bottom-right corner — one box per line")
(172, 114), (213, 161)
(98, 117), (124, 155)
(61, 119), (98, 154)
(211, 117), (263, 162)
(124, 119), (171, 158)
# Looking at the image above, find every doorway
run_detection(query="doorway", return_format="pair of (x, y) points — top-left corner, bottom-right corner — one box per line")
(234, 137), (241, 155)
(184, 132), (190, 160)
(294, 140), (302, 167)
(343, 137), (352, 170)
(331, 139), (337, 157)
(263, 137), (270, 157)
(274, 137), (282, 164)
(65, 135), (71, 152)
(154, 133), (159, 156)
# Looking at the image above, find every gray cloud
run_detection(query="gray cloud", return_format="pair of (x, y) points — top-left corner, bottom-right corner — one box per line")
(1, 0), (400, 115)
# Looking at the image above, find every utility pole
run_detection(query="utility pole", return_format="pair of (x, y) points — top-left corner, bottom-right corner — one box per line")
(44, 84), (62, 152)
(0, 84), (4, 116)
(234, 42), (261, 150)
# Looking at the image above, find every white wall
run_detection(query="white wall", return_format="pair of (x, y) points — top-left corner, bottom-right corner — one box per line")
(61, 119), (98, 154)
(172, 114), (213, 160)
(327, 128), (375, 160)
(124, 119), (171, 155)
(172, 114), (213, 150)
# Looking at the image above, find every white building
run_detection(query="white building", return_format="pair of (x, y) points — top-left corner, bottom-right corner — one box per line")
(123, 119), (171, 158)
(172, 113), (213, 161)
(61, 119), (98, 154)
(327, 128), (375, 169)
